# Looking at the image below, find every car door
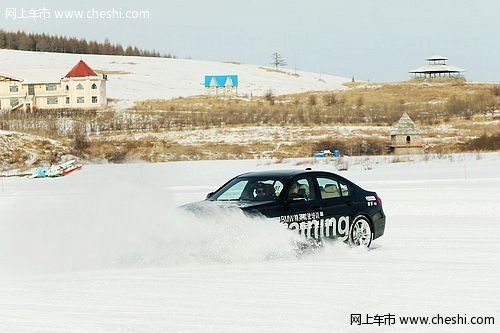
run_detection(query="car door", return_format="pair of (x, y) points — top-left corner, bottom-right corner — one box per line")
(314, 175), (354, 240)
(279, 176), (322, 238)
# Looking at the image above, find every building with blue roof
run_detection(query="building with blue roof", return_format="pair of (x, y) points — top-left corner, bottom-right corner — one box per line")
(204, 75), (238, 97)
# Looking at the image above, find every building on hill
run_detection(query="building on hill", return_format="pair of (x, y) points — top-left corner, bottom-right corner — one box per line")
(0, 60), (107, 111)
(409, 55), (465, 79)
(387, 113), (424, 155)
(204, 75), (238, 97)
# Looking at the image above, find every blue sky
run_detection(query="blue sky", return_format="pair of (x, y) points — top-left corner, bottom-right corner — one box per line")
(1, 0), (498, 82)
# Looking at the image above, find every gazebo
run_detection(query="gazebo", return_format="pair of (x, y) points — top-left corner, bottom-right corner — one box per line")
(409, 55), (465, 79)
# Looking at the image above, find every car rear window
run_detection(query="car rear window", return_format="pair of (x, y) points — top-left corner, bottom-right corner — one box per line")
(317, 177), (351, 199)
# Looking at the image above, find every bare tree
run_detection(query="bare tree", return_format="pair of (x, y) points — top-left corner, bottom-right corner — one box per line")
(264, 89), (275, 105)
(270, 52), (287, 70)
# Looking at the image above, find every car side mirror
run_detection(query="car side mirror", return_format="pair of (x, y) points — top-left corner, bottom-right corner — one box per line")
(206, 192), (214, 199)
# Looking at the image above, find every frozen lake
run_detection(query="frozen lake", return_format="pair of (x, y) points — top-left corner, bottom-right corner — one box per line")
(0, 154), (499, 332)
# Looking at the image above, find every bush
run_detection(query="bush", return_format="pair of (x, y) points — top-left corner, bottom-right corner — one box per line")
(313, 138), (385, 156)
(308, 94), (317, 106)
(264, 90), (275, 106)
(465, 133), (500, 151)
(322, 93), (337, 106)
(106, 150), (127, 163)
(491, 85), (500, 97)
(71, 124), (89, 155)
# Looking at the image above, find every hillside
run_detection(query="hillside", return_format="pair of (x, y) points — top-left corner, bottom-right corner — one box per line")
(0, 130), (67, 171)
(1, 50), (499, 170)
(0, 49), (350, 108)
(1, 79), (500, 170)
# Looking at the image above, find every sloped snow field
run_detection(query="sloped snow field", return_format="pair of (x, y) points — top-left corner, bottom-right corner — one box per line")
(0, 49), (349, 109)
(0, 154), (499, 332)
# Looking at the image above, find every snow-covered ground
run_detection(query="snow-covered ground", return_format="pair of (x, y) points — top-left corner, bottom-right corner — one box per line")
(0, 154), (499, 332)
(103, 125), (389, 145)
(0, 49), (349, 109)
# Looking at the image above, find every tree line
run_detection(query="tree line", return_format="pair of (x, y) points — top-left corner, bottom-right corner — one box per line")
(0, 30), (176, 58)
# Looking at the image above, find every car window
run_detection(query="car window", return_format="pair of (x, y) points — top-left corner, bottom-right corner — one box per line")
(317, 177), (351, 199)
(215, 178), (284, 201)
(217, 180), (248, 201)
(317, 177), (341, 199)
(249, 180), (284, 201)
(287, 177), (316, 201)
(339, 182), (350, 197)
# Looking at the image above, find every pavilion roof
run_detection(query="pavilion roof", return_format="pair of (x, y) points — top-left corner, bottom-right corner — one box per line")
(426, 55), (448, 61)
(409, 63), (465, 74)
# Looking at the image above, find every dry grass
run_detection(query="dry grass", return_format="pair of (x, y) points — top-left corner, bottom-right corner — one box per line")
(130, 80), (499, 128)
(462, 133), (500, 151)
(450, 118), (500, 136)
(0, 132), (67, 170)
(110, 61), (137, 65)
(1, 80), (499, 167)
(83, 138), (278, 162)
(94, 69), (132, 75)
(258, 67), (300, 77)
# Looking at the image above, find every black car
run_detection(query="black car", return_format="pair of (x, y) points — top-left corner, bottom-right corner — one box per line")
(183, 169), (385, 247)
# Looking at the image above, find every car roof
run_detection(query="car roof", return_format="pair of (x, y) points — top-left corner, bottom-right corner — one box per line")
(237, 169), (309, 178)
(237, 169), (334, 179)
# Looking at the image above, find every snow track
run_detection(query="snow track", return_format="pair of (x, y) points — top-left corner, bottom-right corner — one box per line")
(0, 155), (499, 332)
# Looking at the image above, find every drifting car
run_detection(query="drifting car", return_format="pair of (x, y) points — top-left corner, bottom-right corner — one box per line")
(183, 169), (385, 247)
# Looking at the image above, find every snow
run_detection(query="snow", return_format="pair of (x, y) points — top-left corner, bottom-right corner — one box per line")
(104, 125), (388, 146)
(0, 49), (349, 109)
(0, 154), (499, 332)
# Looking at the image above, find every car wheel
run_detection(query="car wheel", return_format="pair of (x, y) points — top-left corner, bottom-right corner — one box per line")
(349, 215), (373, 247)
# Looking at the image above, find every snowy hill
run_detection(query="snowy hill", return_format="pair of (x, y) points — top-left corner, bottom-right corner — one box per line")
(0, 49), (349, 108)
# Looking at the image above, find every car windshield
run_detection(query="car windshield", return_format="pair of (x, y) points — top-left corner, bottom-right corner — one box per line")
(213, 177), (284, 202)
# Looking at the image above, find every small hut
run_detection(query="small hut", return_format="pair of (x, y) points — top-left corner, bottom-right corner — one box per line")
(388, 113), (424, 155)
(409, 55), (465, 79)
(204, 75), (238, 97)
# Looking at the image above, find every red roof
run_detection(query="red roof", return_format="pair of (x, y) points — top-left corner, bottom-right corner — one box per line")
(64, 60), (97, 78)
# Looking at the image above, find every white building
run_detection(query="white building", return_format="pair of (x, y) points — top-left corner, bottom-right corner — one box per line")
(0, 60), (107, 111)
(204, 75), (238, 97)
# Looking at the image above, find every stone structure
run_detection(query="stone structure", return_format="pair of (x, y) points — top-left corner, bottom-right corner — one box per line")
(388, 113), (424, 155)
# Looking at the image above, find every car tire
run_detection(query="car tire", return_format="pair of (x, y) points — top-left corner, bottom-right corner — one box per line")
(349, 215), (373, 248)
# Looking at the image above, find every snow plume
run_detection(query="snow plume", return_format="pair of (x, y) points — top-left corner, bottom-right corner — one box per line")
(0, 180), (302, 275)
